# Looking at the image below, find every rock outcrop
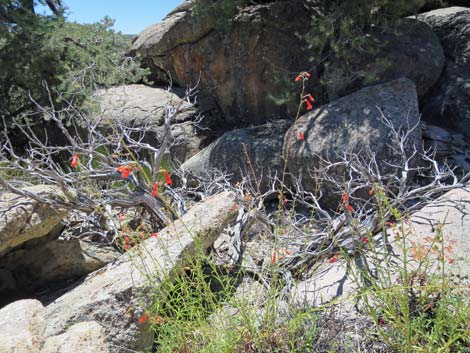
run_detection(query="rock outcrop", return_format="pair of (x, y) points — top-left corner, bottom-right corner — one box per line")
(130, 0), (313, 125)
(92, 84), (205, 162)
(0, 299), (46, 353)
(41, 321), (110, 353)
(0, 300), (111, 353)
(284, 78), (422, 207)
(181, 120), (291, 193)
(419, 7), (470, 142)
(44, 192), (238, 353)
(0, 185), (68, 256)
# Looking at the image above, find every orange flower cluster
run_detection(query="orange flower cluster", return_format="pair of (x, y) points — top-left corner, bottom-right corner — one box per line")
(116, 165), (134, 179)
(271, 249), (293, 264)
(341, 193), (354, 213)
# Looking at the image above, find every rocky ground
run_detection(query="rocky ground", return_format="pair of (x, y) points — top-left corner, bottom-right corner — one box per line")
(1, 2), (470, 353)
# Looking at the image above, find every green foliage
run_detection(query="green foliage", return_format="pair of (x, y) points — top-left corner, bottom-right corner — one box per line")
(45, 18), (148, 103)
(303, 0), (426, 98)
(0, 0), (148, 124)
(191, 0), (245, 31)
(305, 0), (426, 63)
(350, 188), (470, 353)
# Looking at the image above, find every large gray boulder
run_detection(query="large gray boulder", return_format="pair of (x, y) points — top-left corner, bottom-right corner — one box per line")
(284, 79), (422, 208)
(0, 299), (46, 353)
(419, 7), (470, 142)
(92, 84), (205, 163)
(130, 1), (313, 125)
(44, 192), (238, 353)
(324, 18), (444, 100)
(42, 321), (110, 353)
(0, 185), (68, 256)
(181, 120), (291, 193)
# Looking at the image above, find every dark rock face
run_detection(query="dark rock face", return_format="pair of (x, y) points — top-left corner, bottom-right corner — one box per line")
(181, 120), (291, 193)
(284, 79), (422, 208)
(324, 18), (444, 100)
(0, 239), (119, 295)
(419, 7), (470, 142)
(130, 0), (313, 126)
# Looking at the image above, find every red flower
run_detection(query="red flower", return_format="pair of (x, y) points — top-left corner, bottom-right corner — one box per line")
(151, 182), (159, 197)
(385, 221), (394, 227)
(298, 131), (304, 141)
(305, 99), (313, 110)
(162, 169), (173, 186)
(305, 94), (315, 103)
(285, 249), (292, 255)
(378, 317), (386, 326)
(294, 71), (311, 82)
(368, 189), (374, 196)
(271, 251), (277, 264)
(448, 258), (455, 265)
(328, 252), (340, 264)
(138, 314), (148, 323)
(342, 194), (349, 203)
(117, 165), (133, 179)
(70, 154), (79, 168)
(150, 232), (159, 237)
(360, 236), (369, 244)
(124, 236), (130, 250)
(347, 204), (354, 212)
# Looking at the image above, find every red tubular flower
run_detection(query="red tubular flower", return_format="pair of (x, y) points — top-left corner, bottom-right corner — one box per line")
(150, 232), (159, 237)
(117, 165), (133, 179)
(163, 169), (173, 186)
(70, 154), (79, 168)
(138, 314), (148, 323)
(298, 131), (304, 141)
(342, 194), (349, 203)
(151, 182), (159, 197)
(328, 253), (340, 264)
(369, 188), (374, 196)
(271, 251), (277, 264)
(305, 72), (311, 78)
(347, 204), (354, 212)
(360, 236), (369, 244)
(305, 94), (315, 102)
(124, 236), (130, 250)
(305, 99), (313, 110)
(294, 74), (302, 82)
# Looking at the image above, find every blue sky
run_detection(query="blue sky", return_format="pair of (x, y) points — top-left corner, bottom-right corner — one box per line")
(35, 0), (184, 34)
